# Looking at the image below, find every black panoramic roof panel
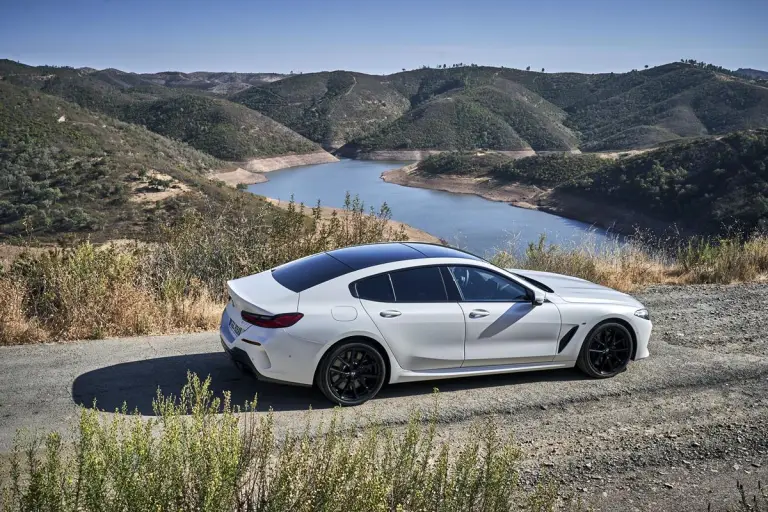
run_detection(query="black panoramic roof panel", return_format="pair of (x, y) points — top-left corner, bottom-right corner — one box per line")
(272, 252), (353, 292)
(404, 243), (484, 261)
(326, 243), (425, 270)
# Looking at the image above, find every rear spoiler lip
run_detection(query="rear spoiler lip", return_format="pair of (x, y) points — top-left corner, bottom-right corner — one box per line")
(226, 280), (274, 316)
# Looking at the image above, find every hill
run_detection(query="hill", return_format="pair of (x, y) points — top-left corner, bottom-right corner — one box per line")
(230, 62), (768, 153)
(0, 61), (323, 161)
(139, 70), (286, 95)
(123, 95), (320, 160)
(736, 68), (768, 80)
(0, 81), (272, 241)
(347, 72), (579, 153)
(230, 71), (411, 148)
(415, 130), (768, 235)
(566, 129), (768, 234)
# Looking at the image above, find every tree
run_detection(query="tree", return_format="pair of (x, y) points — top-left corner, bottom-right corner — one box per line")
(526, 66), (530, 71)
(402, 68), (406, 72)
(541, 68), (545, 72)
(644, 64), (649, 69)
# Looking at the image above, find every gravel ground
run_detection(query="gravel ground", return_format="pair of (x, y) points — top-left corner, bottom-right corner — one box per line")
(1, 283), (767, 510)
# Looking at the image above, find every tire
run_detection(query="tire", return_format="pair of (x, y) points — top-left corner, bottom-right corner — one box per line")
(316, 341), (387, 406)
(577, 322), (634, 378)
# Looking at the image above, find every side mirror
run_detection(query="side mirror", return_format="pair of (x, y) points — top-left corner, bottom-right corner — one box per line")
(532, 290), (545, 306)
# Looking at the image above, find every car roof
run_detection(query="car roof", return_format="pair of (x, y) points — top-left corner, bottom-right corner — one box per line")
(272, 243), (487, 293)
(325, 242), (484, 271)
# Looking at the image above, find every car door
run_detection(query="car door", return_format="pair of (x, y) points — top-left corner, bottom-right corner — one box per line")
(356, 266), (466, 370)
(445, 265), (561, 367)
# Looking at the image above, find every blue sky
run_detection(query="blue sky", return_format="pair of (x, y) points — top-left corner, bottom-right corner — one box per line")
(1, 0), (766, 74)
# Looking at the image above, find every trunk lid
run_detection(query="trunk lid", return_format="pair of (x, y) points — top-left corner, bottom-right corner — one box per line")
(227, 270), (300, 315)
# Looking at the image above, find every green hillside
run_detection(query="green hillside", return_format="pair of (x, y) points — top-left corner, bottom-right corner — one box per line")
(230, 71), (411, 148)
(568, 129), (768, 234)
(419, 151), (605, 186)
(229, 62), (768, 152)
(123, 95), (320, 160)
(351, 97), (530, 151)
(0, 81), (271, 241)
(418, 130), (768, 235)
(1, 61), (322, 161)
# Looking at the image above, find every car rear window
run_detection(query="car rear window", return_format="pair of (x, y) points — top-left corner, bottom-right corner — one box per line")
(355, 273), (395, 302)
(390, 266), (447, 302)
(271, 253), (352, 292)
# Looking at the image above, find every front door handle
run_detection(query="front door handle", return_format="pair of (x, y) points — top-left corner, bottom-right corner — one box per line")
(469, 309), (490, 319)
(380, 310), (402, 318)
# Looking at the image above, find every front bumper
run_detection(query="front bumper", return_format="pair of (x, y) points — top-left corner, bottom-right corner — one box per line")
(632, 318), (652, 360)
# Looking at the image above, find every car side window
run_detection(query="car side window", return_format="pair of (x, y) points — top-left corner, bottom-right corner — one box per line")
(390, 266), (448, 302)
(448, 266), (530, 302)
(355, 273), (395, 302)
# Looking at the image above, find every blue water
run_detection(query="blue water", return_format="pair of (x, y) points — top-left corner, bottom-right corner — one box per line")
(248, 159), (612, 256)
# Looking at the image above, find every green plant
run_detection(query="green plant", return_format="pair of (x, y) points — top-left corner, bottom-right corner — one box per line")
(0, 374), (556, 512)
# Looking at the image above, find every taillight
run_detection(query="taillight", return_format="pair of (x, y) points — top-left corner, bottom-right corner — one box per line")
(241, 311), (303, 328)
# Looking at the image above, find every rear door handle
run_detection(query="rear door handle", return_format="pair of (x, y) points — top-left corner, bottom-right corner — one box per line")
(380, 310), (402, 318)
(469, 309), (490, 319)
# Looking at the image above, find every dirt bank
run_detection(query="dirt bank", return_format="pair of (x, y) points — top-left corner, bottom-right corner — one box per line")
(209, 167), (268, 187)
(209, 151), (338, 187)
(341, 149), (537, 161)
(382, 164), (673, 235)
(242, 151), (338, 173)
(264, 197), (441, 244)
(382, 164), (544, 210)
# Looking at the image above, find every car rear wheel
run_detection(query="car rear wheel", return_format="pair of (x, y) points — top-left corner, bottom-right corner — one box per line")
(317, 341), (386, 406)
(577, 322), (634, 378)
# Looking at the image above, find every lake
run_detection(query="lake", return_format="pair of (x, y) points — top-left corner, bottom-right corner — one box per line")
(248, 159), (613, 256)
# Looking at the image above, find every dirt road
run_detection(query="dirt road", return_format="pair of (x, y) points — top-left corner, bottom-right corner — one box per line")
(1, 283), (767, 510)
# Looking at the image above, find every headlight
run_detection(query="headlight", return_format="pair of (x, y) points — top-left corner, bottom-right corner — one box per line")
(634, 309), (650, 320)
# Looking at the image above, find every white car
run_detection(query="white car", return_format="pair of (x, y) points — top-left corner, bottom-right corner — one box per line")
(220, 242), (651, 406)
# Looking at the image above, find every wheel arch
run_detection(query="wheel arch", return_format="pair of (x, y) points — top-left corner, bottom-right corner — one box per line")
(587, 317), (638, 360)
(313, 335), (393, 387)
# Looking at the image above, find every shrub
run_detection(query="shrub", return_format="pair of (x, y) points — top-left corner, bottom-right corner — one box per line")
(0, 194), (408, 343)
(0, 374), (556, 512)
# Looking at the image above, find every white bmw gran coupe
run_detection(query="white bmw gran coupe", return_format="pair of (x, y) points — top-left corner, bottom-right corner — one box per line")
(220, 242), (651, 405)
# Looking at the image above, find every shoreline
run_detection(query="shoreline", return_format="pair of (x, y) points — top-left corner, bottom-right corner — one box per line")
(381, 164), (670, 236)
(210, 151), (338, 186)
(263, 197), (442, 244)
(337, 148), (538, 161)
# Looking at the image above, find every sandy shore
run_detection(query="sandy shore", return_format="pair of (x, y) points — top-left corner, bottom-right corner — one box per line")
(210, 151), (339, 187)
(382, 164), (673, 235)
(264, 197), (441, 244)
(242, 151), (337, 172)
(342, 149), (537, 161)
(381, 164), (544, 209)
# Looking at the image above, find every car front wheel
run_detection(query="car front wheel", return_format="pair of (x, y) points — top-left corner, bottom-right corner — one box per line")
(577, 322), (634, 378)
(317, 341), (386, 406)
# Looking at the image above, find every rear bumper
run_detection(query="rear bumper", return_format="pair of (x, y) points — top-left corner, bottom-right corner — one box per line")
(219, 304), (319, 386)
(220, 337), (310, 387)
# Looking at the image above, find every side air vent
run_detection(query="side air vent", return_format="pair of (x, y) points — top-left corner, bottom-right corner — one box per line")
(558, 326), (579, 353)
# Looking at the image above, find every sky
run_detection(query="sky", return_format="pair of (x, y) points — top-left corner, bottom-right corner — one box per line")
(1, 0), (766, 75)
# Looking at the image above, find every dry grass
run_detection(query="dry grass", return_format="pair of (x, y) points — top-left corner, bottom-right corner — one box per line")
(2, 195), (768, 345)
(0, 195), (407, 345)
(490, 233), (768, 293)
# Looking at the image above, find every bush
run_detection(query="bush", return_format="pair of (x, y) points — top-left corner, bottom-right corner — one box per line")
(0, 374), (556, 512)
(0, 194), (408, 343)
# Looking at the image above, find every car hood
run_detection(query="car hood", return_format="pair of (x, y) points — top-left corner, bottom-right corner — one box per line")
(507, 269), (644, 308)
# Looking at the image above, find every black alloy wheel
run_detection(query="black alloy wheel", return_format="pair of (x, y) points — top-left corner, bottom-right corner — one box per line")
(577, 322), (634, 378)
(317, 341), (386, 406)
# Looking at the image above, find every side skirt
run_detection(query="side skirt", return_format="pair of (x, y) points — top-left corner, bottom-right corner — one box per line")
(391, 361), (576, 384)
